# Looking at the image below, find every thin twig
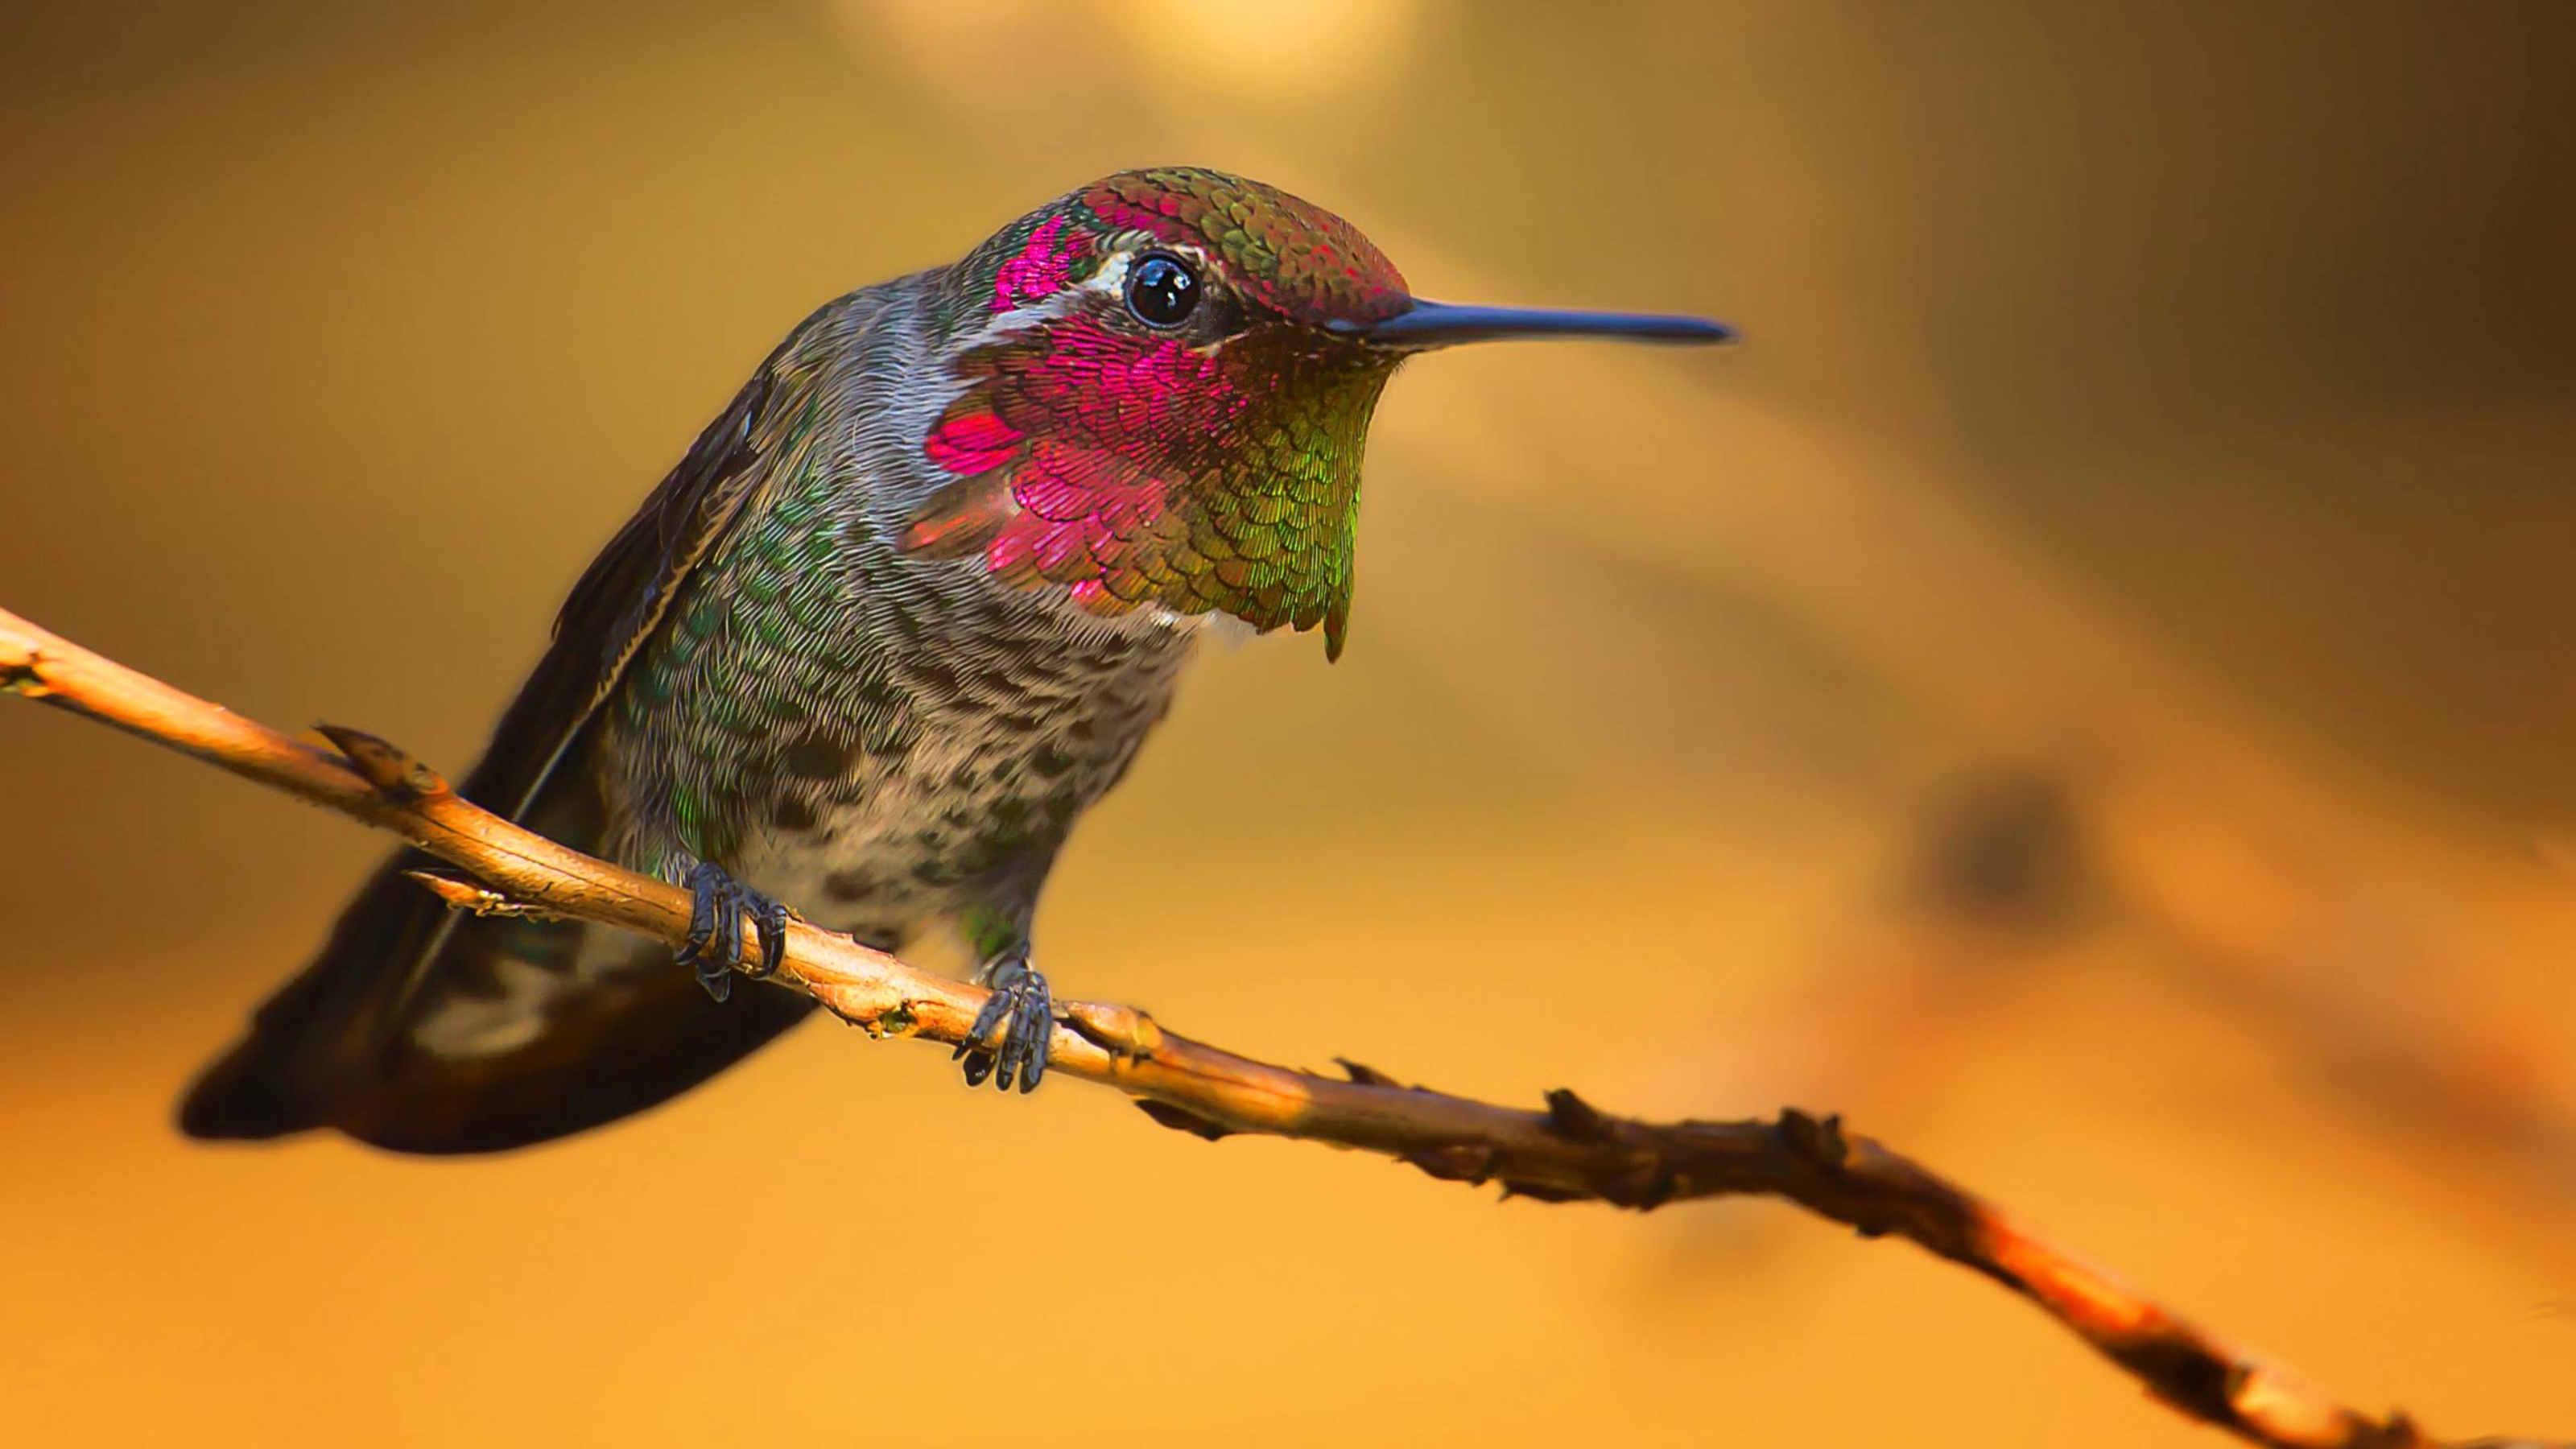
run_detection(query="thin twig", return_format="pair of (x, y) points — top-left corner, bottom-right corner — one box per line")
(0, 604), (2555, 1449)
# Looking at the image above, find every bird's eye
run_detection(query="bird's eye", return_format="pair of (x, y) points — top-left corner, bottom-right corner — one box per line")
(1125, 252), (1200, 328)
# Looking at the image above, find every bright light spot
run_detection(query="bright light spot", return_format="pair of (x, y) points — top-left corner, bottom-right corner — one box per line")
(1116, 0), (1421, 99)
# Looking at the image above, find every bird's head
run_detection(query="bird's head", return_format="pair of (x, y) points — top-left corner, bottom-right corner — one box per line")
(905, 166), (1729, 658)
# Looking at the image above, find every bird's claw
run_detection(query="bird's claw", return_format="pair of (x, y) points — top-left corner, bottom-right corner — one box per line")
(953, 954), (1052, 1094)
(674, 861), (791, 1002)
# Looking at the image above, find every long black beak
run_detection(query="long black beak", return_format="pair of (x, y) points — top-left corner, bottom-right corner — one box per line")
(1335, 297), (1736, 349)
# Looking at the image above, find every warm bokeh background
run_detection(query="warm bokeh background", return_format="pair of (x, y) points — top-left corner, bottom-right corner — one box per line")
(3, 2), (2572, 1443)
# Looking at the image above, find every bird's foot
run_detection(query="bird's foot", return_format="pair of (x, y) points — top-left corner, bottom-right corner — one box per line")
(675, 861), (791, 1003)
(954, 952), (1053, 1093)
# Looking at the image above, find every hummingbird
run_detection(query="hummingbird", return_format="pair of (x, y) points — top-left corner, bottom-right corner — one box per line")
(180, 167), (1730, 1153)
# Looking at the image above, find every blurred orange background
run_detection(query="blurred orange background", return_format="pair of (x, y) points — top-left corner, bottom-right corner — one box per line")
(2, 2), (2572, 1443)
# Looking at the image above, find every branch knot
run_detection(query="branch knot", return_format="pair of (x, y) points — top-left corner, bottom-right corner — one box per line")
(316, 724), (451, 799)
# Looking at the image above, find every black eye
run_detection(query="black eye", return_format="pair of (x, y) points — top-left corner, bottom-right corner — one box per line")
(1125, 252), (1199, 328)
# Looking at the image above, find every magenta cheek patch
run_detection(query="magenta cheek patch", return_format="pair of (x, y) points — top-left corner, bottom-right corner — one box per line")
(990, 215), (1092, 313)
(925, 411), (1024, 475)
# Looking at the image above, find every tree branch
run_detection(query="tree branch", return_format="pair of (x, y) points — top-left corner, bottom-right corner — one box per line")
(0, 604), (2555, 1449)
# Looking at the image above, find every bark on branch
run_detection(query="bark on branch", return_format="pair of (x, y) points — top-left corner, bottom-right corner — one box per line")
(0, 604), (2555, 1449)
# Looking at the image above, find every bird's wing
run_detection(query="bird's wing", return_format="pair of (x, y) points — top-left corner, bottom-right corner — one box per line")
(469, 313), (840, 819)
(179, 293), (884, 1151)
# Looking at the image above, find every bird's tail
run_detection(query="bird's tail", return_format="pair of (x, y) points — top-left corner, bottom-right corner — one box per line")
(180, 766), (813, 1154)
(179, 852), (448, 1141)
